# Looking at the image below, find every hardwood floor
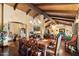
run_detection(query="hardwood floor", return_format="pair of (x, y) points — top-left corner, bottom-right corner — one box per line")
(9, 41), (19, 56)
(59, 40), (71, 56)
(0, 40), (73, 56)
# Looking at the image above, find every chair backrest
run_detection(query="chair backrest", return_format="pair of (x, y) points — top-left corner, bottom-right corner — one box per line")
(71, 35), (77, 42)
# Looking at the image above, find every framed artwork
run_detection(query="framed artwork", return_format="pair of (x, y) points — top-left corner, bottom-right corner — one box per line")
(59, 28), (65, 32)
(34, 26), (40, 31)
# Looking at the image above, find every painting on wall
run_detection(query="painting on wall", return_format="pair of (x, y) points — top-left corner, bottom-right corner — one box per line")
(59, 28), (65, 33)
(34, 26), (40, 31)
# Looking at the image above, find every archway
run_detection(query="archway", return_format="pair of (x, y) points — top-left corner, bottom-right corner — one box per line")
(4, 21), (27, 34)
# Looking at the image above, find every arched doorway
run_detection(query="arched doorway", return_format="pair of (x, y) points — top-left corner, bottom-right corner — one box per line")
(4, 21), (27, 34)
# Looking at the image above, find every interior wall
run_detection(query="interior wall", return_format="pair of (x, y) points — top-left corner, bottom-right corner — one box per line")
(4, 4), (27, 24)
(3, 4), (33, 34)
(50, 24), (72, 36)
(1, 4), (44, 35)
(9, 23), (26, 34)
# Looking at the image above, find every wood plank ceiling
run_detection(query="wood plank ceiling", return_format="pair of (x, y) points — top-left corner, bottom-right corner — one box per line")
(6, 3), (79, 26)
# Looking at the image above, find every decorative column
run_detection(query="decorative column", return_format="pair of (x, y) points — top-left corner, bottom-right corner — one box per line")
(26, 15), (30, 40)
(0, 3), (4, 55)
(0, 3), (4, 31)
(26, 15), (33, 40)
(40, 15), (45, 39)
(1, 4), (4, 31)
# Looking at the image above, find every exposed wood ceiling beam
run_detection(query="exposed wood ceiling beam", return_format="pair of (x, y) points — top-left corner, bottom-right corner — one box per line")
(56, 20), (72, 24)
(46, 23), (72, 27)
(45, 20), (53, 27)
(45, 20), (72, 27)
(45, 24), (51, 27)
(26, 3), (56, 24)
(51, 17), (74, 22)
(45, 17), (74, 24)
(34, 3), (78, 6)
(47, 12), (76, 19)
(46, 12), (76, 18)
(43, 10), (76, 13)
(26, 9), (31, 14)
(56, 21), (72, 26)
(14, 3), (18, 10)
(46, 12), (76, 16)
(36, 4), (79, 11)
(33, 13), (39, 18)
(53, 19), (74, 23)
(56, 19), (73, 23)
(45, 19), (50, 23)
(45, 18), (73, 26)
(48, 14), (75, 19)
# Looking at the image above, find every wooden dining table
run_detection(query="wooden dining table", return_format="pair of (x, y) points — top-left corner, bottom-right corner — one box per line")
(37, 39), (56, 56)
(38, 39), (51, 46)
(20, 38), (57, 56)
